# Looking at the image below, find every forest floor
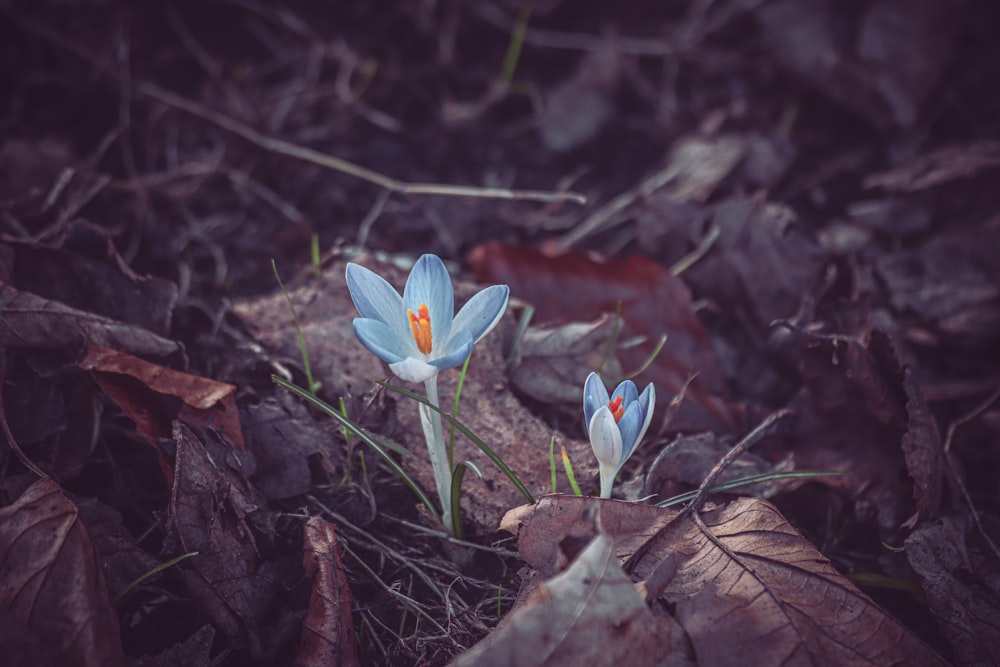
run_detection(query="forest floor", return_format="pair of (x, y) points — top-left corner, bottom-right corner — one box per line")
(1, 1), (999, 666)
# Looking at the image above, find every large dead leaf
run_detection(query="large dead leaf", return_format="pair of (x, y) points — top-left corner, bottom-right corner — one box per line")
(0, 477), (126, 667)
(451, 531), (689, 667)
(503, 495), (949, 667)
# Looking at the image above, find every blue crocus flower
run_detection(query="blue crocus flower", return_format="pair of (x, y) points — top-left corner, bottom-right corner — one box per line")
(583, 372), (655, 498)
(346, 254), (510, 383)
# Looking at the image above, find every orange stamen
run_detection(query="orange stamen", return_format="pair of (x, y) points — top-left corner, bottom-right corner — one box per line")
(609, 396), (624, 423)
(407, 303), (433, 355)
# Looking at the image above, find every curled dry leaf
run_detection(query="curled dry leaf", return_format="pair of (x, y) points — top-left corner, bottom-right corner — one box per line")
(754, 0), (968, 129)
(509, 314), (623, 407)
(875, 227), (1000, 346)
(79, 343), (245, 484)
(0, 239), (178, 336)
(0, 477), (126, 667)
(451, 532), (689, 667)
(294, 517), (360, 667)
(505, 495), (949, 667)
(0, 282), (182, 358)
(164, 422), (285, 661)
(905, 515), (1000, 667)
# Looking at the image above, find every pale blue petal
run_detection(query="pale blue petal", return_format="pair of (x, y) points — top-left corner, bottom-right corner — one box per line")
(616, 401), (644, 465)
(633, 383), (656, 454)
(353, 318), (409, 364)
(611, 380), (639, 406)
(346, 263), (405, 329)
(588, 407), (622, 469)
(389, 357), (439, 383)
(619, 384), (656, 468)
(430, 331), (474, 372)
(451, 284), (510, 344)
(403, 255), (454, 352)
(583, 372), (609, 430)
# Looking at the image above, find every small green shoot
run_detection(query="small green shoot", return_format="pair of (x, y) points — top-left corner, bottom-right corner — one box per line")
(115, 551), (199, 603)
(496, 584), (503, 619)
(450, 460), (484, 540)
(549, 436), (557, 493)
(380, 380), (535, 504)
(596, 301), (623, 376)
(310, 234), (321, 278)
(274, 376), (438, 523)
(560, 442), (582, 496)
(616, 333), (668, 383)
(499, 5), (532, 89)
(339, 396), (355, 485)
(271, 260), (321, 394)
(656, 469), (848, 508)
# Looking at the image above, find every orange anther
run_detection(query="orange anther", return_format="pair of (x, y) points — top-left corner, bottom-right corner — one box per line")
(609, 396), (624, 423)
(408, 303), (433, 354)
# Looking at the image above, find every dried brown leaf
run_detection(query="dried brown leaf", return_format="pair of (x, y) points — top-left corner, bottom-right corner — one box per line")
(164, 422), (283, 661)
(507, 495), (949, 666)
(0, 477), (126, 667)
(754, 0), (968, 128)
(452, 532), (689, 667)
(294, 517), (360, 667)
(509, 314), (622, 406)
(0, 239), (178, 336)
(0, 281), (181, 358)
(906, 516), (1000, 667)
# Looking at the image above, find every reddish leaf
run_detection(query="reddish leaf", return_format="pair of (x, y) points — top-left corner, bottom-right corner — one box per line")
(294, 517), (360, 667)
(79, 343), (245, 484)
(467, 241), (737, 433)
(0, 477), (126, 667)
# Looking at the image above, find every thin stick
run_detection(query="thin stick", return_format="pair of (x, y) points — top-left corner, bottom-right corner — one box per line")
(684, 408), (795, 516)
(19, 18), (586, 206)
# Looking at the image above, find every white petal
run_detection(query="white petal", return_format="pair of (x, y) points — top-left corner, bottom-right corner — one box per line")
(588, 407), (622, 469)
(388, 356), (440, 383)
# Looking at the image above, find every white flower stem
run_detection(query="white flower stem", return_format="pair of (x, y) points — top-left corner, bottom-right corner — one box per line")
(420, 376), (453, 532)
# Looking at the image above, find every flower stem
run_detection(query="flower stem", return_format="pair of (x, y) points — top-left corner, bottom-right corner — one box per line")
(420, 376), (453, 533)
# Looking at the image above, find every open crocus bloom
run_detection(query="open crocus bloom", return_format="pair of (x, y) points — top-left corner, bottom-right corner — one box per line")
(346, 254), (510, 383)
(583, 372), (656, 498)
